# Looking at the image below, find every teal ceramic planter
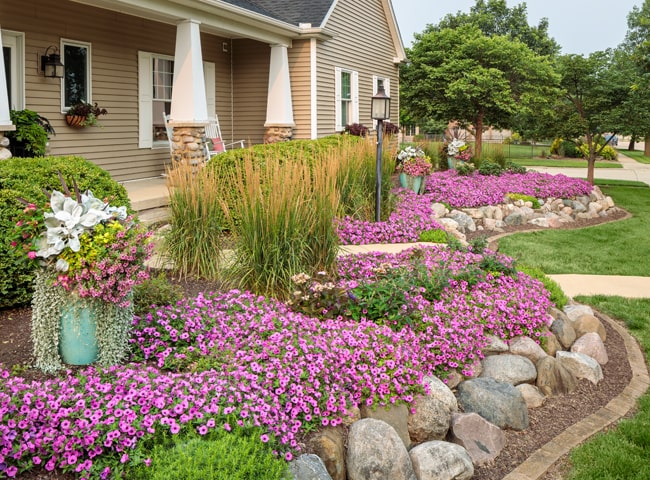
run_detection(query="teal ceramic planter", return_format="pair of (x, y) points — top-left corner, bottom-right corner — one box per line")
(399, 173), (426, 194)
(447, 156), (457, 170)
(59, 302), (98, 365)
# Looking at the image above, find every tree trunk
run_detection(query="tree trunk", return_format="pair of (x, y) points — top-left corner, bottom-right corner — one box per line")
(628, 139), (635, 151)
(645, 134), (650, 157)
(474, 113), (484, 160)
(586, 134), (595, 185)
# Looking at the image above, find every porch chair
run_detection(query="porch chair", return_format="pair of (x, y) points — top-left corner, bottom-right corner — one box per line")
(162, 113), (174, 155)
(204, 117), (246, 158)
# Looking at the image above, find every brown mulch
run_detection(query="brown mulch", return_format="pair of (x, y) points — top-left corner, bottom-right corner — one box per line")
(0, 210), (638, 479)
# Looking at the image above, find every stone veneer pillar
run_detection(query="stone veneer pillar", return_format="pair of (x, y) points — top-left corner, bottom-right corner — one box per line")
(264, 44), (294, 143)
(168, 122), (208, 169)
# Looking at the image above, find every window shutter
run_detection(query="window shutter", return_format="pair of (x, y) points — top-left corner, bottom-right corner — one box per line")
(138, 51), (153, 148)
(352, 71), (359, 124)
(334, 67), (342, 131)
(203, 61), (216, 119)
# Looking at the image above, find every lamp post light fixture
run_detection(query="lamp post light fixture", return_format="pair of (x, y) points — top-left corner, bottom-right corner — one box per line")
(370, 85), (390, 222)
(40, 46), (65, 79)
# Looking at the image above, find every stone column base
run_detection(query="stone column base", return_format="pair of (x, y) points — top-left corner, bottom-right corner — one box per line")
(264, 125), (293, 144)
(168, 124), (208, 171)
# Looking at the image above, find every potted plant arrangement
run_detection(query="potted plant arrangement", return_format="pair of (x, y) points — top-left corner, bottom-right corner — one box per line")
(13, 175), (153, 372)
(64, 102), (108, 128)
(446, 139), (473, 169)
(395, 146), (433, 194)
(6, 109), (55, 156)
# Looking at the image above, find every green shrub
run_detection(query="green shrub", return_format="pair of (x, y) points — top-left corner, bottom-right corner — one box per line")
(505, 161), (527, 174)
(550, 137), (580, 157)
(418, 229), (449, 243)
(0, 156), (131, 308)
(506, 193), (541, 209)
(129, 430), (288, 480)
(455, 162), (475, 176)
(478, 161), (504, 176)
(517, 264), (568, 309)
(578, 144), (618, 160)
(133, 271), (184, 317)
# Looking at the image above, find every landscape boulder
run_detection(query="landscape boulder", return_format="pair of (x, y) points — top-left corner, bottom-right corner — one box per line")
(449, 412), (505, 465)
(456, 377), (529, 430)
(409, 441), (474, 480)
(347, 419), (416, 480)
(480, 354), (537, 385)
(290, 454), (333, 480)
(556, 351), (604, 385)
(571, 332), (608, 365)
(535, 356), (577, 396)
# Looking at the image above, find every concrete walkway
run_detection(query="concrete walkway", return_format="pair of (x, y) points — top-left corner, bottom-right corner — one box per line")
(528, 151), (650, 186)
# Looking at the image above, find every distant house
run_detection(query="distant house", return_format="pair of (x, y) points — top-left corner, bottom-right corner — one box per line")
(0, 0), (405, 181)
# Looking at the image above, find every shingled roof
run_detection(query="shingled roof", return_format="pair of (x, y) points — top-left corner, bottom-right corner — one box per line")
(220, 0), (334, 27)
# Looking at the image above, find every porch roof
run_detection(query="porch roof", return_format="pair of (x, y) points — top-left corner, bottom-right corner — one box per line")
(220, 0), (334, 27)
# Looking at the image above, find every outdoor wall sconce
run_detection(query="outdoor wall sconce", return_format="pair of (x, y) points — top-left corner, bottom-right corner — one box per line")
(41, 46), (64, 79)
(371, 85), (391, 222)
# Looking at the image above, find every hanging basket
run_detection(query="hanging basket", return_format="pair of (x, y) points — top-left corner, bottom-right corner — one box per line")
(65, 115), (86, 128)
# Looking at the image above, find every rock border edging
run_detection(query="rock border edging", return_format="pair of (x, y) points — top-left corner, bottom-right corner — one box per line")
(502, 310), (650, 480)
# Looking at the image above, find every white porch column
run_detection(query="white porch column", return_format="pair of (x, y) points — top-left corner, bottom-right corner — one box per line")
(169, 19), (208, 167)
(264, 44), (295, 143)
(0, 27), (15, 160)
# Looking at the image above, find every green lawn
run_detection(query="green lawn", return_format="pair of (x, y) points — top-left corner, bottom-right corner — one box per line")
(619, 149), (650, 164)
(566, 296), (650, 480)
(498, 185), (650, 276)
(497, 185), (650, 479)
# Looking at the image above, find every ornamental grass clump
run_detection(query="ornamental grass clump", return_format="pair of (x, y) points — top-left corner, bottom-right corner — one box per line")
(220, 152), (340, 300)
(12, 175), (153, 372)
(164, 160), (226, 280)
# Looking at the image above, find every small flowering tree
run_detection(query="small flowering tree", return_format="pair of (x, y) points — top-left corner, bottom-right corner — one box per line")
(13, 176), (154, 372)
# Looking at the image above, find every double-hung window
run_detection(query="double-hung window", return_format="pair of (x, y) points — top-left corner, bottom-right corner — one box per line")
(138, 51), (215, 148)
(62, 40), (91, 110)
(335, 67), (358, 131)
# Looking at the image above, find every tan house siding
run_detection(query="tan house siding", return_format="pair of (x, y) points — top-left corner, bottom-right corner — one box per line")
(317, 0), (400, 136)
(288, 39), (312, 140)
(2, 0), (235, 182)
(232, 39), (269, 146)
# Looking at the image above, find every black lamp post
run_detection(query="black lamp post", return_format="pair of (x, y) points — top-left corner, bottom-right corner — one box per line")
(371, 85), (391, 222)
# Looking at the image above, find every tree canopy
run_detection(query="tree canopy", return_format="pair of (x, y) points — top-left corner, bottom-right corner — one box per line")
(400, 25), (558, 158)
(429, 0), (560, 57)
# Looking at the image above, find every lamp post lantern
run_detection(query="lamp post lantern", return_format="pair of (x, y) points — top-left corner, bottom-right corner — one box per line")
(370, 85), (390, 222)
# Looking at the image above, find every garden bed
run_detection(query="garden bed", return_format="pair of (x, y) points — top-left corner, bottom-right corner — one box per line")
(0, 169), (630, 479)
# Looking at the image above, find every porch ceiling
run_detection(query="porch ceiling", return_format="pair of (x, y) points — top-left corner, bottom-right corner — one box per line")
(69, 0), (317, 44)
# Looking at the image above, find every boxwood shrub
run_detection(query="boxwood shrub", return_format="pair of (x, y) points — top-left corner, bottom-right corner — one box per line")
(0, 156), (131, 308)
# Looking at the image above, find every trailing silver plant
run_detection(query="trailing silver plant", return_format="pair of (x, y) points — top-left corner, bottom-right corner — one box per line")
(32, 270), (133, 373)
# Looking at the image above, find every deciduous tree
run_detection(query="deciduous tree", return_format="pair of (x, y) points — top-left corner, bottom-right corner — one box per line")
(401, 26), (558, 159)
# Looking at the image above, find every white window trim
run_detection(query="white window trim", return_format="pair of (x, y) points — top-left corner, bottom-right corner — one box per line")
(1, 30), (25, 110)
(372, 75), (390, 129)
(334, 67), (358, 132)
(138, 51), (216, 149)
(60, 39), (92, 112)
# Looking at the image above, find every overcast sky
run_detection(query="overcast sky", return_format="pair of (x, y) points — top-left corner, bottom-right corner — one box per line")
(392, 0), (642, 55)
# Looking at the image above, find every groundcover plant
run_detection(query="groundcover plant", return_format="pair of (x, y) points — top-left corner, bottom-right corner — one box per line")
(1, 170), (589, 479)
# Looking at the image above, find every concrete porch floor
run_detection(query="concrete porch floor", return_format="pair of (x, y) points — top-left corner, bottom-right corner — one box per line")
(121, 176), (170, 224)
